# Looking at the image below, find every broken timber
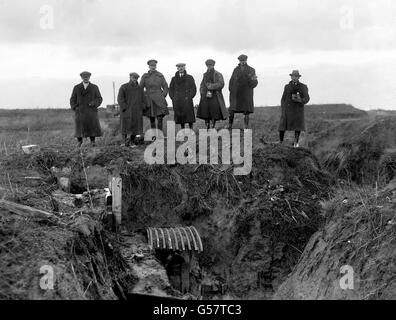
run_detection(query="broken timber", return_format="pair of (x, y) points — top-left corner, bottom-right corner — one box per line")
(0, 199), (55, 220)
(110, 177), (122, 225)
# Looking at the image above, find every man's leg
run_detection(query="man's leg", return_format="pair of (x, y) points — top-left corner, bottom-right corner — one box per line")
(150, 117), (156, 129)
(205, 120), (210, 130)
(294, 131), (301, 147)
(181, 123), (185, 129)
(244, 113), (250, 129)
(157, 116), (164, 132)
(130, 135), (137, 147)
(77, 137), (83, 147)
(188, 123), (193, 130)
(90, 137), (96, 147)
(212, 120), (217, 129)
(279, 131), (285, 144)
(228, 110), (235, 129)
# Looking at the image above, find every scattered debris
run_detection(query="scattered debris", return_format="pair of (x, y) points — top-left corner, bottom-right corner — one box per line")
(22, 144), (40, 154)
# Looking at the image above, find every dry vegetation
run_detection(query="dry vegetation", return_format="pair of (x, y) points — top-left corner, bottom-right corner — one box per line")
(0, 104), (395, 300)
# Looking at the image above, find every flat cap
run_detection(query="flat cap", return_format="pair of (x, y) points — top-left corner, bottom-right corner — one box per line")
(129, 72), (140, 78)
(205, 59), (216, 66)
(80, 71), (91, 77)
(176, 63), (186, 67)
(238, 54), (248, 61)
(147, 59), (158, 66)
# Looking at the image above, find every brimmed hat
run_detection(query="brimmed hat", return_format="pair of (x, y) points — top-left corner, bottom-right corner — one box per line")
(129, 72), (140, 79)
(147, 59), (158, 66)
(205, 59), (215, 66)
(238, 54), (248, 61)
(289, 70), (301, 77)
(80, 71), (91, 77)
(176, 63), (186, 67)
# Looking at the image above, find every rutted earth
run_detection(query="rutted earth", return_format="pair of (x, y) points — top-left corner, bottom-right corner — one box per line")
(0, 135), (395, 300)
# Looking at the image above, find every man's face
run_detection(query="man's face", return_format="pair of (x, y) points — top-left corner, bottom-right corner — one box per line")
(240, 60), (247, 66)
(81, 76), (90, 83)
(177, 66), (185, 73)
(149, 64), (157, 71)
(206, 64), (214, 71)
(291, 75), (300, 83)
(130, 76), (138, 83)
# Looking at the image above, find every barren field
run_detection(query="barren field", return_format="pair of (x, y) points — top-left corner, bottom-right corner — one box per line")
(0, 105), (395, 300)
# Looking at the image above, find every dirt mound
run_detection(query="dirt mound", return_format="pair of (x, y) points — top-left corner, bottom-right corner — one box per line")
(306, 104), (367, 120)
(116, 144), (333, 298)
(0, 208), (129, 299)
(315, 116), (396, 185)
(274, 185), (396, 300)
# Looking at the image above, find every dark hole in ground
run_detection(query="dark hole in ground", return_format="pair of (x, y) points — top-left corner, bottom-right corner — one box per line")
(154, 249), (201, 296)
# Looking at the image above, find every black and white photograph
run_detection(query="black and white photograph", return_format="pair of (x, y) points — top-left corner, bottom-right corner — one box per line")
(0, 0), (395, 310)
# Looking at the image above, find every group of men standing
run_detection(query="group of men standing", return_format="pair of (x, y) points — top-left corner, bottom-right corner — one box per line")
(70, 55), (310, 148)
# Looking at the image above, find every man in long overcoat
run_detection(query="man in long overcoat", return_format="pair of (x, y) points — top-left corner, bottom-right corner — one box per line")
(70, 71), (103, 147)
(197, 59), (228, 129)
(117, 72), (145, 147)
(140, 59), (169, 133)
(278, 70), (310, 147)
(169, 63), (197, 129)
(228, 54), (258, 129)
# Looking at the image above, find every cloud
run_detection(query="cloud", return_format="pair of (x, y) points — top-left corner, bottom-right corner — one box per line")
(1, 0), (396, 56)
(1, 0), (396, 109)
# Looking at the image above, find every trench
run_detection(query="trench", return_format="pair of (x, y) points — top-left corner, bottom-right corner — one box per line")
(53, 144), (332, 300)
(106, 145), (332, 300)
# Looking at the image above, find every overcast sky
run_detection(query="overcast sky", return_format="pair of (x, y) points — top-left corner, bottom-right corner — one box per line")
(1, 0), (396, 109)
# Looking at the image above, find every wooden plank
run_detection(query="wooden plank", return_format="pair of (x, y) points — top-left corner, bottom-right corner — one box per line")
(111, 177), (122, 225)
(0, 199), (54, 219)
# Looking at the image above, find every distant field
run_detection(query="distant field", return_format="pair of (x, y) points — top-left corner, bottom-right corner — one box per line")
(0, 104), (370, 156)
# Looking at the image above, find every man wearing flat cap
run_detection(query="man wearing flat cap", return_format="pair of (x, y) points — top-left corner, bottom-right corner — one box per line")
(70, 71), (103, 147)
(228, 54), (258, 129)
(197, 59), (228, 129)
(140, 59), (169, 134)
(169, 63), (197, 129)
(117, 72), (145, 147)
(278, 70), (310, 147)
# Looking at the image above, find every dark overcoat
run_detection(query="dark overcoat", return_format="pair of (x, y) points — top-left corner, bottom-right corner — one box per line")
(278, 81), (310, 131)
(169, 71), (197, 124)
(140, 70), (169, 118)
(197, 70), (228, 120)
(229, 64), (258, 114)
(117, 81), (145, 136)
(70, 82), (103, 138)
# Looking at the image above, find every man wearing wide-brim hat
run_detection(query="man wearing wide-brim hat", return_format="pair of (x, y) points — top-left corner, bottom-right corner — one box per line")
(117, 72), (145, 147)
(169, 63), (197, 129)
(70, 71), (103, 147)
(228, 54), (258, 129)
(278, 70), (310, 148)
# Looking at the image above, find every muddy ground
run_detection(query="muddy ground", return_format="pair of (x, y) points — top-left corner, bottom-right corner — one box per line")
(0, 107), (395, 300)
(0, 140), (334, 299)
